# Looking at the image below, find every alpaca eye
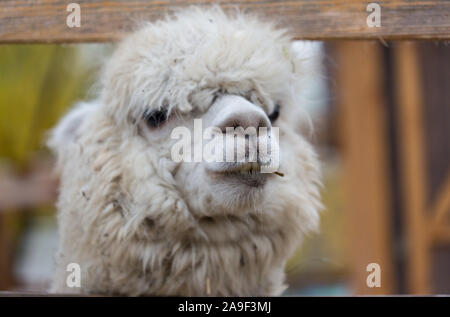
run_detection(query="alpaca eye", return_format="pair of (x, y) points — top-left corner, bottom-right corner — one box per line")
(211, 93), (220, 105)
(143, 108), (168, 128)
(268, 104), (280, 122)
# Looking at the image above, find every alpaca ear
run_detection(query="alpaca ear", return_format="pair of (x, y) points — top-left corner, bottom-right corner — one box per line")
(290, 41), (323, 78)
(48, 101), (95, 153)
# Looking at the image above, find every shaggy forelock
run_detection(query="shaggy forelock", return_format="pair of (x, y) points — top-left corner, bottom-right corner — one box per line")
(101, 7), (298, 128)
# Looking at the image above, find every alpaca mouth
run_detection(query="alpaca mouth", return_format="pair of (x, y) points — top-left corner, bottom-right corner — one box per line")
(226, 170), (267, 187)
(206, 162), (268, 187)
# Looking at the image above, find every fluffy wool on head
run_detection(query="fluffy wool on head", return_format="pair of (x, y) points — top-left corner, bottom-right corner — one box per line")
(49, 6), (322, 296)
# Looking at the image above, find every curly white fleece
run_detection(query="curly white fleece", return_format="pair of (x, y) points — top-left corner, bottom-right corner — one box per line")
(49, 7), (322, 296)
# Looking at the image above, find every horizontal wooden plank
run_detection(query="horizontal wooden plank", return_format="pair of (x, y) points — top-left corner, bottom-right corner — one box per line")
(0, 291), (445, 297)
(0, 291), (100, 297)
(0, 165), (57, 211)
(0, 0), (449, 43)
(430, 171), (450, 233)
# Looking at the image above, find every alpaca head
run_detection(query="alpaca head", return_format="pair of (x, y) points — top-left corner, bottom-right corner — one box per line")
(50, 7), (321, 252)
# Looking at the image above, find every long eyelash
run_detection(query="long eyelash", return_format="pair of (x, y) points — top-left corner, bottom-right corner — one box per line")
(211, 93), (219, 105)
(143, 108), (168, 128)
(268, 104), (280, 122)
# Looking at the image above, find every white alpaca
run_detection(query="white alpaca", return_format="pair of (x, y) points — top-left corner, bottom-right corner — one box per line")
(49, 7), (322, 296)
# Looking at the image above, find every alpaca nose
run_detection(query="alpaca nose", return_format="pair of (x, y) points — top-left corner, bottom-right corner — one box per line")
(213, 95), (271, 132)
(203, 94), (278, 172)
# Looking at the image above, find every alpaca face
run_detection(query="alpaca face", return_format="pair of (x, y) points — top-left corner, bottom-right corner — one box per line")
(93, 10), (320, 225)
(51, 8), (322, 240)
(49, 8), (323, 295)
(137, 92), (280, 209)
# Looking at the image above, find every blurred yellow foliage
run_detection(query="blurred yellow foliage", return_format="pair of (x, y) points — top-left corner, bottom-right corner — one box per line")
(0, 45), (94, 169)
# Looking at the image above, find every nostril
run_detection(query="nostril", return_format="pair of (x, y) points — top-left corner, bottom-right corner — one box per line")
(217, 113), (271, 133)
(257, 117), (270, 129)
(218, 118), (241, 133)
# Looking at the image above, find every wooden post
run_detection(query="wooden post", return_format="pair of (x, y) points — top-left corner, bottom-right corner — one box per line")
(333, 41), (394, 294)
(0, 215), (12, 290)
(394, 42), (430, 294)
(431, 172), (450, 243)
